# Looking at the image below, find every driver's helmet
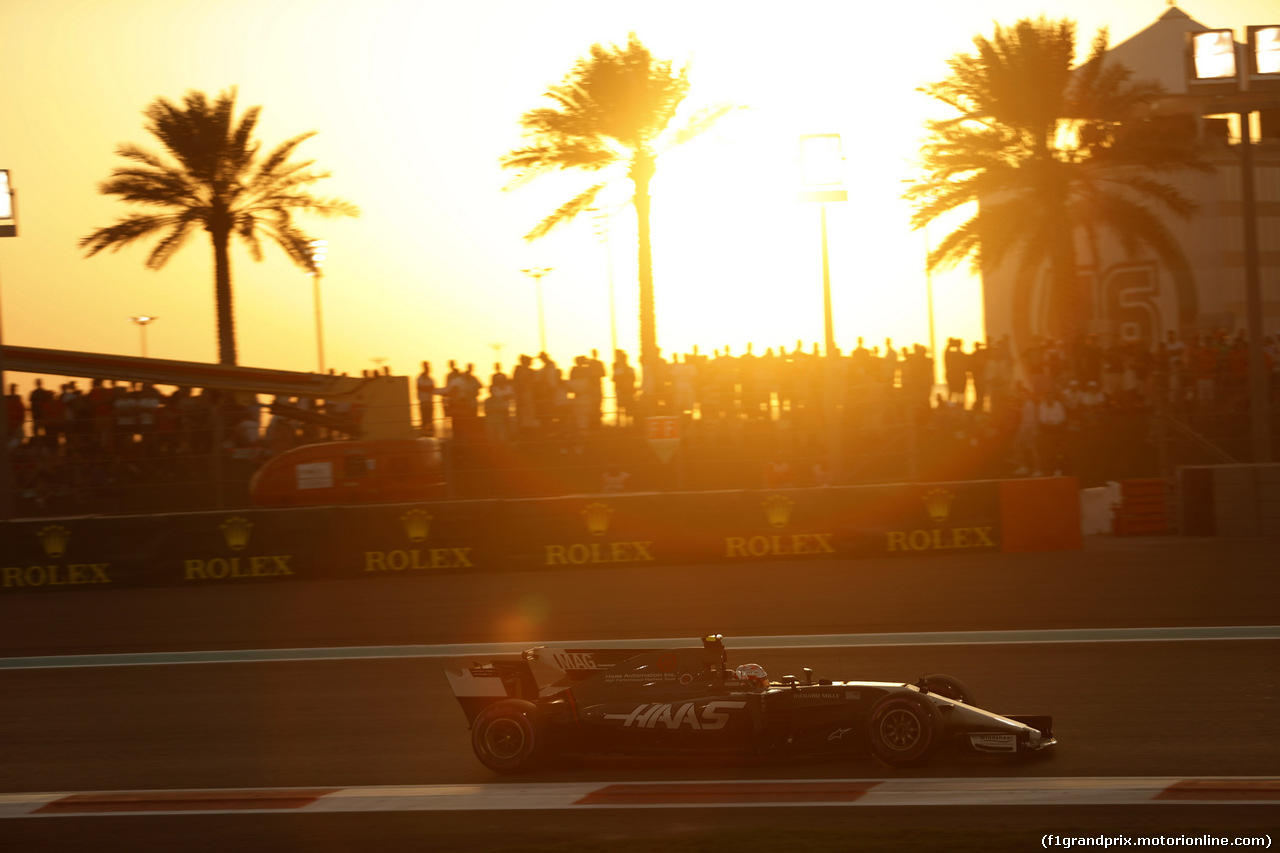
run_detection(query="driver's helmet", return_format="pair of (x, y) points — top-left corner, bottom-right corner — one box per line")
(735, 663), (769, 689)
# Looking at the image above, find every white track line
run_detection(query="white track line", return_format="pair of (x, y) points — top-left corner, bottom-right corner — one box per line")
(3, 626), (1279, 670)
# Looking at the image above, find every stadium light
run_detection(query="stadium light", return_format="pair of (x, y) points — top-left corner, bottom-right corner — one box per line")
(1190, 29), (1237, 80)
(129, 315), (157, 357)
(1247, 25), (1280, 83)
(0, 170), (15, 238)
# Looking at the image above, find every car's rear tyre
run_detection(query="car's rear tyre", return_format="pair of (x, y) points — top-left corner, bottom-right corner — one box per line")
(867, 693), (945, 767)
(921, 673), (976, 706)
(471, 699), (545, 773)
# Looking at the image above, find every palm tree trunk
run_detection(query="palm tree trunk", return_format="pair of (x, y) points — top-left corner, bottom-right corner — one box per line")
(633, 153), (657, 394)
(1050, 218), (1082, 342)
(211, 226), (237, 365)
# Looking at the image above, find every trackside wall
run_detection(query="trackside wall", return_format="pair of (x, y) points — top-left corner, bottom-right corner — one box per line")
(0, 477), (1081, 594)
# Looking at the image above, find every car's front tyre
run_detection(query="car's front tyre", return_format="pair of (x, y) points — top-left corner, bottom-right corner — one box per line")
(471, 699), (546, 773)
(867, 693), (945, 767)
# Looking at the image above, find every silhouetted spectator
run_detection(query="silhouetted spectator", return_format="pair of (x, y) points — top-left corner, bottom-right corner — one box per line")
(514, 354), (538, 433)
(612, 350), (635, 426)
(4, 383), (24, 445)
(416, 361), (436, 436)
(28, 378), (53, 438)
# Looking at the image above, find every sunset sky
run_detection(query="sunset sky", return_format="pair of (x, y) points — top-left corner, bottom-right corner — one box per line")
(0, 0), (1275, 387)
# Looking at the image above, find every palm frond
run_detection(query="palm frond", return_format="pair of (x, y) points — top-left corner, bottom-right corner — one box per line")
(235, 214), (265, 263)
(256, 131), (319, 177)
(256, 219), (318, 271)
(78, 214), (183, 258)
(1075, 188), (1187, 263)
(244, 192), (359, 218)
(99, 167), (202, 208)
(145, 215), (201, 268)
(1089, 170), (1198, 219)
(925, 213), (984, 272)
(113, 143), (173, 172)
(663, 103), (742, 152)
(244, 162), (324, 199)
(524, 182), (608, 241)
(501, 145), (620, 192)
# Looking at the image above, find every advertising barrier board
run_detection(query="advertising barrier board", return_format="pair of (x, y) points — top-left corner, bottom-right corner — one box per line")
(0, 477), (1078, 594)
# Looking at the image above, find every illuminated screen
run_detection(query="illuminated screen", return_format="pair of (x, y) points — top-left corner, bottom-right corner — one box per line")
(1192, 30), (1237, 80)
(1254, 26), (1280, 75)
(798, 134), (842, 186)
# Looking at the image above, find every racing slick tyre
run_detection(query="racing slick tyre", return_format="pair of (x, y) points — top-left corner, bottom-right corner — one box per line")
(921, 674), (976, 707)
(867, 692), (946, 767)
(471, 699), (546, 773)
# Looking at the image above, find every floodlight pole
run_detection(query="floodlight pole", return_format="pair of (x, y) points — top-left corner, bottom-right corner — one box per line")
(129, 315), (156, 357)
(0, 171), (15, 519)
(799, 135), (847, 484)
(1237, 110), (1270, 462)
(591, 210), (619, 360)
(522, 267), (554, 354)
(309, 239), (327, 374)
(1188, 26), (1277, 463)
(923, 227), (939, 389)
(0, 276), (10, 520)
(313, 270), (325, 373)
(820, 203), (836, 362)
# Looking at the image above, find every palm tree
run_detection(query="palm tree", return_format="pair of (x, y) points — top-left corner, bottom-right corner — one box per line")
(81, 89), (358, 365)
(502, 33), (735, 386)
(905, 17), (1209, 345)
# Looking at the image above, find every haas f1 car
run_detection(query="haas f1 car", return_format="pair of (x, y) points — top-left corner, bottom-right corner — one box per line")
(446, 634), (1055, 772)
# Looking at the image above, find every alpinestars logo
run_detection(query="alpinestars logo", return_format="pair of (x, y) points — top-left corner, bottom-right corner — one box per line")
(604, 701), (746, 731)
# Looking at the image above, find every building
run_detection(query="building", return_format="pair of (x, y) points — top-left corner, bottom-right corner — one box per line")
(981, 7), (1280, 350)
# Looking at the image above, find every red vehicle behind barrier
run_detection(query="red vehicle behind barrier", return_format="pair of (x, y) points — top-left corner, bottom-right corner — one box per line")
(249, 438), (445, 507)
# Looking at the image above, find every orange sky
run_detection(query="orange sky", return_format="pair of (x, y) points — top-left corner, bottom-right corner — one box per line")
(1, 0), (1275, 386)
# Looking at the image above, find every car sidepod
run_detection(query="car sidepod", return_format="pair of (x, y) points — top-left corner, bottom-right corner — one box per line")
(758, 683), (877, 757)
(578, 693), (757, 755)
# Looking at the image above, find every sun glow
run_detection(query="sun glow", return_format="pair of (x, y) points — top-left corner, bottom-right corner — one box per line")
(598, 106), (973, 363)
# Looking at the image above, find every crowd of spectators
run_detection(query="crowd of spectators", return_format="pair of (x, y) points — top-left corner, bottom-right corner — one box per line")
(2, 378), (356, 513)
(419, 328), (1278, 432)
(420, 328), (1280, 487)
(417, 339), (969, 443)
(3, 326), (1277, 512)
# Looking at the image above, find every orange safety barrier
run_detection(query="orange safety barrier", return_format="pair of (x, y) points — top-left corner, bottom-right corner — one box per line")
(1111, 478), (1169, 536)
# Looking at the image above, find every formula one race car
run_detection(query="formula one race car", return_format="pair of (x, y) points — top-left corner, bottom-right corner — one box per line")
(446, 634), (1055, 773)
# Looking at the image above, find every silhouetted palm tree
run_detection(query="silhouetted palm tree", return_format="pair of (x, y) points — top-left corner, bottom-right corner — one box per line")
(905, 18), (1209, 344)
(81, 89), (358, 365)
(502, 33), (735, 385)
